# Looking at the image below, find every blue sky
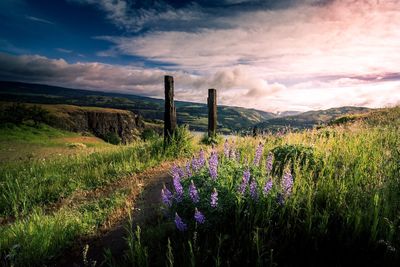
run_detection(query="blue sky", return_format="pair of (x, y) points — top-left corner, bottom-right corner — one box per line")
(0, 0), (399, 111)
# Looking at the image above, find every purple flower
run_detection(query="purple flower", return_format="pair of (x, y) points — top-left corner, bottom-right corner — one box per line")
(194, 208), (206, 224)
(175, 213), (187, 232)
(250, 180), (258, 200)
(238, 169), (250, 194)
(224, 139), (229, 157)
(161, 184), (173, 207)
(266, 152), (274, 174)
(253, 142), (264, 166)
(189, 180), (199, 203)
(229, 142), (236, 160)
(281, 170), (293, 197)
(186, 162), (192, 178)
(208, 151), (218, 180)
(263, 179), (273, 196)
(191, 156), (200, 172)
(210, 188), (218, 208)
(173, 171), (184, 202)
(198, 149), (206, 168)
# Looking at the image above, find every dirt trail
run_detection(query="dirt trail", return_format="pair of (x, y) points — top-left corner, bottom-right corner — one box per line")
(56, 160), (180, 267)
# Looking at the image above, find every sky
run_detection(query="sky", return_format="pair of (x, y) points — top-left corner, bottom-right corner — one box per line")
(0, 0), (399, 112)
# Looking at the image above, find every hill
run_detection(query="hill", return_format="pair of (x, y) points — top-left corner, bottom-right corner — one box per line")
(0, 81), (275, 133)
(255, 106), (371, 132)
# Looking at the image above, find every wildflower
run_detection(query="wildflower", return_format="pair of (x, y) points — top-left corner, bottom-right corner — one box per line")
(208, 151), (218, 180)
(250, 180), (258, 200)
(224, 139), (229, 157)
(171, 164), (180, 179)
(238, 169), (250, 194)
(191, 156), (200, 172)
(229, 141), (236, 160)
(189, 180), (200, 203)
(266, 152), (274, 174)
(186, 161), (192, 178)
(194, 208), (206, 224)
(281, 170), (294, 197)
(253, 142), (264, 166)
(198, 149), (206, 168)
(173, 172), (184, 202)
(175, 213), (187, 232)
(263, 179), (273, 196)
(161, 184), (173, 206)
(210, 188), (218, 208)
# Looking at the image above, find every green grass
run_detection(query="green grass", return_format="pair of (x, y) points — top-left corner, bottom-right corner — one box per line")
(0, 123), (77, 144)
(115, 107), (400, 266)
(0, 125), (195, 266)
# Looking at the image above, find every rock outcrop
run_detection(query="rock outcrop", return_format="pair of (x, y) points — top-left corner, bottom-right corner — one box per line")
(47, 105), (144, 144)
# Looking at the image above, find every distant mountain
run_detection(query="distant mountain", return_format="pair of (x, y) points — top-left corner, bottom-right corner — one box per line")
(0, 81), (275, 133)
(255, 106), (372, 132)
(276, 111), (302, 117)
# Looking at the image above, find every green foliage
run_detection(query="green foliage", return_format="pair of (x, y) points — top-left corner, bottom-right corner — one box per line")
(0, 103), (51, 126)
(272, 144), (319, 177)
(163, 125), (194, 157)
(200, 133), (223, 145)
(103, 132), (121, 145)
(140, 128), (159, 141)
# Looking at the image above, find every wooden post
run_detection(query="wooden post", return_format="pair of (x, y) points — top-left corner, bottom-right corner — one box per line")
(208, 88), (217, 138)
(164, 75), (176, 142)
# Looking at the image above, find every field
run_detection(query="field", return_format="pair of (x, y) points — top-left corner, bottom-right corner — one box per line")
(0, 107), (399, 266)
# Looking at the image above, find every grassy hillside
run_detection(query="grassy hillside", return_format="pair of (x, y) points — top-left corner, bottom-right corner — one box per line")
(0, 81), (275, 133)
(255, 106), (371, 132)
(109, 106), (399, 266)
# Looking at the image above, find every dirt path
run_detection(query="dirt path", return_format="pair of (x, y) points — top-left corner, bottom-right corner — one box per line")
(55, 160), (180, 267)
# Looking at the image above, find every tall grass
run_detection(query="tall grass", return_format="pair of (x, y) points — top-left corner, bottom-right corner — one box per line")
(119, 108), (400, 266)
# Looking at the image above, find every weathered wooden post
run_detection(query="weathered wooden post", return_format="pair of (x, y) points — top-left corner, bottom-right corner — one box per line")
(208, 88), (217, 138)
(164, 75), (176, 142)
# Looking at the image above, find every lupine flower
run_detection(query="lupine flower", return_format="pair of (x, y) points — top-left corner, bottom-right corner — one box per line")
(191, 156), (200, 172)
(208, 151), (218, 180)
(186, 162), (192, 178)
(253, 142), (264, 166)
(263, 179), (273, 196)
(224, 139), (229, 157)
(175, 213), (187, 231)
(173, 172), (184, 202)
(189, 180), (199, 203)
(250, 180), (258, 200)
(198, 149), (206, 168)
(177, 167), (185, 179)
(171, 164), (180, 180)
(194, 208), (206, 224)
(239, 169), (250, 194)
(161, 184), (173, 206)
(266, 152), (274, 174)
(281, 170), (294, 197)
(229, 141), (236, 160)
(210, 188), (218, 208)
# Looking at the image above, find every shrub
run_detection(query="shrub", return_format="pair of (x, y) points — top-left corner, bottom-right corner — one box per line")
(103, 132), (121, 145)
(200, 133), (223, 145)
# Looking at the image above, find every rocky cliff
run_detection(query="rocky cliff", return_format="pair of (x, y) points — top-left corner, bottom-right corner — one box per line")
(45, 104), (144, 144)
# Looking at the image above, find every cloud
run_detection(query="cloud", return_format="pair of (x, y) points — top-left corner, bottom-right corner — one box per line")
(1, 52), (399, 112)
(25, 15), (55, 25)
(56, 48), (73, 53)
